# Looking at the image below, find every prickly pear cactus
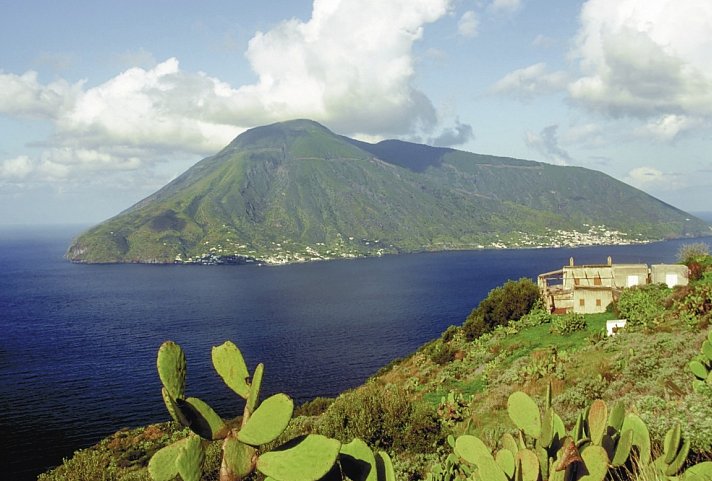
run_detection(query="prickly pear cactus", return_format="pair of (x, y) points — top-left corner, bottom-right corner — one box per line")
(689, 330), (712, 394)
(150, 341), (390, 481)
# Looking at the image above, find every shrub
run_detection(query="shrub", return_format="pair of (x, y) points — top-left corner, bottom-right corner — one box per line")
(616, 284), (671, 327)
(550, 313), (587, 334)
(678, 242), (710, 264)
(317, 382), (442, 452)
(430, 342), (457, 365)
(462, 278), (540, 341)
(295, 396), (334, 417)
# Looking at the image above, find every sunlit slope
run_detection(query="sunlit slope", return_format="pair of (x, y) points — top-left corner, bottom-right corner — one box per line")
(66, 119), (709, 263)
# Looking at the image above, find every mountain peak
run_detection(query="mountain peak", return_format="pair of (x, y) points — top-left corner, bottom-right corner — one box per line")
(66, 120), (710, 264)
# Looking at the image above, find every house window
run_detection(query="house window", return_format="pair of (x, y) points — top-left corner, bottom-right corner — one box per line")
(627, 275), (639, 287)
(665, 274), (678, 288)
(579, 299), (585, 307)
(596, 299), (602, 307)
(594, 275), (602, 286)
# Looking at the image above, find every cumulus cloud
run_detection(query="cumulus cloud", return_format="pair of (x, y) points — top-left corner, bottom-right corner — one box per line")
(569, 0), (712, 119)
(1, 0), (453, 184)
(0, 70), (82, 119)
(635, 114), (703, 142)
(624, 166), (683, 191)
(525, 125), (572, 165)
(492, 63), (568, 98)
(0, 156), (34, 180)
(429, 120), (475, 147)
(233, 0), (448, 135)
(458, 11), (479, 38)
(56, 58), (242, 154)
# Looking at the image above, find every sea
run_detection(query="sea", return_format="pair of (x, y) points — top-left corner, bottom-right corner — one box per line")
(0, 225), (708, 480)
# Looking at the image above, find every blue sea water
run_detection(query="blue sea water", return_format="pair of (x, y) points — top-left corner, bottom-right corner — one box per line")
(0, 225), (705, 480)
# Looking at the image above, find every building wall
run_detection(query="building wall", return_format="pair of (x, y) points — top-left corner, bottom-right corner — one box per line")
(651, 264), (689, 287)
(572, 289), (614, 314)
(611, 264), (649, 288)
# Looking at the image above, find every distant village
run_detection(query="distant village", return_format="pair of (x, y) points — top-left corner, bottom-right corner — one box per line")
(173, 224), (647, 266)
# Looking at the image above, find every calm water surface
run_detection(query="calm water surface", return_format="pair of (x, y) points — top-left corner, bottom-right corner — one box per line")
(0, 225), (703, 480)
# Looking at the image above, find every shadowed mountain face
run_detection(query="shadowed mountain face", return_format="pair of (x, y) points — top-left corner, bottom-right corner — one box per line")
(66, 119), (710, 264)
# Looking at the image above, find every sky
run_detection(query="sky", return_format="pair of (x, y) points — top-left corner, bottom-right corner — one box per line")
(1, 0), (711, 225)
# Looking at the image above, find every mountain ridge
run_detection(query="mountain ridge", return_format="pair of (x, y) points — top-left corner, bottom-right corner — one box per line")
(66, 119), (710, 264)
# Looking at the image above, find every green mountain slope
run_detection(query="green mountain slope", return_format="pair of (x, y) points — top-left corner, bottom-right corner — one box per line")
(66, 119), (710, 264)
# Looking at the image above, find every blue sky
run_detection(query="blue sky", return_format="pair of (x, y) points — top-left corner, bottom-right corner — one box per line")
(1, 0), (711, 225)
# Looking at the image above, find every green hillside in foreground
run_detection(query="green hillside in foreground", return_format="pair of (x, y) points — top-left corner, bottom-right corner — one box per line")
(41, 248), (712, 481)
(66, 119), (710, 264)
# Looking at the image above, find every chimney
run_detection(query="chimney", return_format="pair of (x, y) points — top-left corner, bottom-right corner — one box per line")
(569, 257), (574, 267)
(607, 256), (612, 266)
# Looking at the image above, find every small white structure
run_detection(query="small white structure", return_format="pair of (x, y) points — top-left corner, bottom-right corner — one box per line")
(606, 319), (627, 336)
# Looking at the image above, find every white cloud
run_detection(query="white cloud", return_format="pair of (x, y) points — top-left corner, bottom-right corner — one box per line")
(492, 63), (568, 98)
(57, 58), (242, 155)
(635, 114), (703, 142)
(569, 0), (712, 119)
(0, 156), (34, 179)
(232, 0), (449, 135)
(1, 0), (453, 185)
(525, 125), (572, 165)
(624, 166), (683, 191)
(491, 0), (522, 12)
(0, 70), (82, 119)
(458, 11), (479, 38)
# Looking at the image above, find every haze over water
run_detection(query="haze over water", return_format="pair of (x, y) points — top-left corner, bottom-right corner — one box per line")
(0, 225), (703, 480)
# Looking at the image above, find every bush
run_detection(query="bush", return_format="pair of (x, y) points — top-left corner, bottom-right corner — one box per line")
(550, 313), (587, 335)
(317, 382), (442, 452)
(430, 342), (457, 365)
(616, 284), (671, 327)
(462, 278), (540, 341)
(678, 242), (710, 264)
(294, 396), (334, 417)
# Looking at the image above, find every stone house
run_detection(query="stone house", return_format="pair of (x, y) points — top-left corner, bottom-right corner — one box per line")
(538, 257), (689, 314)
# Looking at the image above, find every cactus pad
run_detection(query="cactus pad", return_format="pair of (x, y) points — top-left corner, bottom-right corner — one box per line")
(495, 449), (515, 478)
(610, 429), (633, 467)
(682, 461), (712, 481)
(340, 438), (378, 481)
(507, 391), (541, 439)
(607, 401), (625, 434)
(176, 435), (204, 481)
(455, 435), (508, 481)
(500, 432), (519, 456)
(516, 449), (539, 481)
(238, 393), (293, 446)
(703, 341), (712, 362)
(212, 341), (250, 399)
(148, 438), (187, 481)
(588, 399), (607, 446)
(247, 362), (264, 415)
(157, 341), (186, 400)
(256, 434), (341, 481)
(666, 437), (690, 476)
(576, 445), (609, 481)
(621, 413), (651, 466)
(178, 397), (229, 440)
(376, 451), (396, 481)
(690, 360), (709, 380)
(663, 423), (682, 464)
(221, 434), (256, 479)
